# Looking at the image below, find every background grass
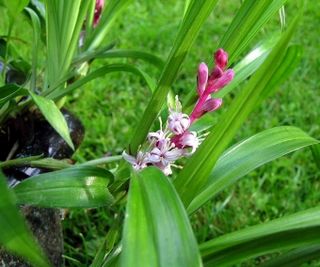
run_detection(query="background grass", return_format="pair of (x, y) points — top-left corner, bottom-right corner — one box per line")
(1, 0), (320, 266)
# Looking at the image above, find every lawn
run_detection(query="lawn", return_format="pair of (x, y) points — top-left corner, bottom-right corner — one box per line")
(1, 1), (320, 266)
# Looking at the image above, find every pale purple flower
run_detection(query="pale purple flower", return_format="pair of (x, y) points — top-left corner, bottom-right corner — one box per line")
(171, 131), (199, 155)
(148, 130), (168, 148)
(122, 151), (149, 171)
(168, 111), (190, 135)
(154, 162), (173, 176)
(148, 143), (183, 166)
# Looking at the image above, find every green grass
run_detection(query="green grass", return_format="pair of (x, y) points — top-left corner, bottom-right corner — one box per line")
(1, 0), (320, 266)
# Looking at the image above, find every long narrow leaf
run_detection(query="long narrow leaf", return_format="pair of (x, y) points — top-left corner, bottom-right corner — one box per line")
(220, 0), (288, 63)
(203, 226), (320, 267)
(174, 15), (300, 207)
(47, 63), (156, 100)
(30, 91), (74, 149)
(73, 49), (165, 69)
(0, 171), (49, 267)
(261, 245), (320, 267)
(188, 126), (319, 213)
(200, 207), (320, 253)
(129, 0), (219, 154)
(120, 167), (201, 267)
(13, 166), (114, 208)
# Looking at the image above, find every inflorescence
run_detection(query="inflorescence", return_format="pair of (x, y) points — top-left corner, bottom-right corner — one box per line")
(123, 48), (234, 175)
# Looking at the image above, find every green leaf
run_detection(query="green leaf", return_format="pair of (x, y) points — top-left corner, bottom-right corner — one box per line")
(47, 63), (156, 100)
(0, 155), (43, 169)
(174, 14), (300, 207)
(120, 167), (201, 267)
(261, 245), (320, 267)
(200, 207), (320, 266)
(45, 0), (91, 88)
(203, 226), (320, 267)
(129, 0), (219, 154)
(30, 91), (74, 150)
(25, 7), (41, 91)
(74, 49), (165, 69)
(0, 170), (49, 267)
(0, 84), (28, 106)
(220, 0), (288, 63)
(13, 166), (114, 208)
(188, 126), (319, 213)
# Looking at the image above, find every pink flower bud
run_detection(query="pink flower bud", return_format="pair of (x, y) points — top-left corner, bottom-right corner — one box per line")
(214, 48), (228, 69)
(201, 98), (222, 113)
(207, 69), (234, 93)
(168, 111), (190, 135)
(197, 63), (208, 96)
(93, 0), (104, 27)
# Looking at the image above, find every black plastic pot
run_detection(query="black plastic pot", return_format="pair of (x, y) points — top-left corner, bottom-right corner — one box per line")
(0, 109), (84, 266)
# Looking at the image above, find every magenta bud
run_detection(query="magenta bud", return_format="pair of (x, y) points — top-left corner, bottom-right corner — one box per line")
(201, 98), (222, 113)
(197, 63), (208, 96)
(94, 0), (105, 27)
(214, 48), (228, 69)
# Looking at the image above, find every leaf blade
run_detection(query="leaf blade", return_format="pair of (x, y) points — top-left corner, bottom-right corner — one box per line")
(120, 167), (202, 267)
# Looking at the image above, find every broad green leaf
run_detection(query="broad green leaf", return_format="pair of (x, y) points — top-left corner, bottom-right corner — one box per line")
(0, 171), (49, 267)
(0, 84), (28, 106)
(174, 15), (300, 207)
(188, 126), (319, 213)
(73, 49), (165, 69)
(203, 226), (320, 267)
(261, 245), (320, 267)
(85, 0), (132, 50)
(120, 167), (201, 267)
(13, 166), (114, 208)
(220, 0), (288, 63)
(129, 0), (219, 154)
(200, 207), (320, 266)
(25, 7), (41, 91)
(47, 64), (156, 100)
(30, 91), (74, 150)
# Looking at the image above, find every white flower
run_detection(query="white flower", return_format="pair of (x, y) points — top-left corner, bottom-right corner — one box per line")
(122, 151), (149, 171)
(168, 111), (190, 135)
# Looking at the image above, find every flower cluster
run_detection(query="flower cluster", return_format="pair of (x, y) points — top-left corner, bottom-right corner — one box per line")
(123, 49), (234, 175)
